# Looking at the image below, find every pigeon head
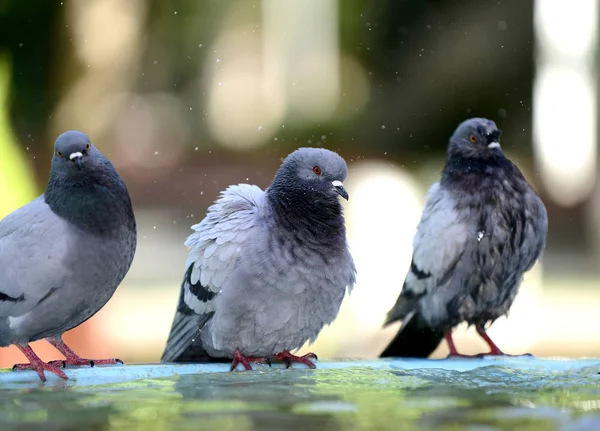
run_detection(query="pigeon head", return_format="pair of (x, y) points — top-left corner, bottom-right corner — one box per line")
(448, 117), (502, 159)
(272, 147), (349, 201)
(52, 130), (102, 172)
(45, 130), (135, 237)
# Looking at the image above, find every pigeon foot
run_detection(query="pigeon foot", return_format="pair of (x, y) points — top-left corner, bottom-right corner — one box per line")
(273, 351), (318, 369)
(443, 332), (479, 358)
(12, 344), (68, 382)
(47, 357), (124, 368)
(476, 328), (533, 358)
(478, 351), (534, 358)
(46, 336), (123, 368)
(230, 349), (270, 371)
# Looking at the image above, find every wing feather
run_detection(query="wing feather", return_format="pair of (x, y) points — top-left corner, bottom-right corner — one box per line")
(161, 184), (263, 362)
(0, 196), (70, 318)
(385, 183), (468, 325)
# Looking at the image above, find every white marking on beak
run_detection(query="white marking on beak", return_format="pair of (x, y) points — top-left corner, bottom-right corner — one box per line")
(488, 142), (500, 149)
(69, 151), (83, 160)
(332, 180), (344, 188)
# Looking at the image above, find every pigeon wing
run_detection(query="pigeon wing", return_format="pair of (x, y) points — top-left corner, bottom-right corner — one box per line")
(161, 184), (263, 362)
(384, 183), (468, 325)
(0, 196), (70, 318)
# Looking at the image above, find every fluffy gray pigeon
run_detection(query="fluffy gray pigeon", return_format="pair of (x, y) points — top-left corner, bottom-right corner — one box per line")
(161, 147), (356, 370)
(0, 131), (137, 381)
(380, 117), (548, 358)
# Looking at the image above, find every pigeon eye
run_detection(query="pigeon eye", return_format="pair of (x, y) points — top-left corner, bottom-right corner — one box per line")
(86, 143), (90, 150)
(56, 150), (63, 157)
(313, 166), (322, 175)
(469, 135), (478, 143)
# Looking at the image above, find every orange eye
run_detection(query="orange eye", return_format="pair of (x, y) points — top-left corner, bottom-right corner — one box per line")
(313, 166), (322, 175)
(469, 135), (477, 143)
(56, 150), (63, 157)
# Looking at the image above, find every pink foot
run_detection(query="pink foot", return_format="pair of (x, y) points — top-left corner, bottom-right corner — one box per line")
(46, 336), (123, 368)
(273, 351), (318, 369)
(12, 345), (68, 382)
(47, 357), (124, 368)
(444, 330), (534, 359)
(476, 328), (534, 358)
(444, 332), (483, 359)
(230, 349), (270, 371)
(476, 351), (534, 358)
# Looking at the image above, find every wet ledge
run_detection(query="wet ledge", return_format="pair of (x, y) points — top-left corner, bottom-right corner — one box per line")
(1, 357), (599, 388)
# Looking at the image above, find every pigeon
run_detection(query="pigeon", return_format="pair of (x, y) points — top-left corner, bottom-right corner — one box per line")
(161, 147), (356, 370)
(0, 130), (137, 381)
(380, 117), (548, 358)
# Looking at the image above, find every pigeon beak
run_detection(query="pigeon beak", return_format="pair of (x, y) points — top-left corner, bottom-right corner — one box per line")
(331, 180), (349, 200)
(69, 152), (83, 170)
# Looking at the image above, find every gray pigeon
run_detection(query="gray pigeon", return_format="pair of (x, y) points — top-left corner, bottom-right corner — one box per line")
(380, 117), (548, 358)
(161, 147), (356, 370)
(0, 131), (137, 381)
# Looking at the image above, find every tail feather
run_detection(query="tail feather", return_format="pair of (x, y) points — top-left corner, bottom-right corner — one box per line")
(379, 311), (445, 358)
(161, 310), (215, 363)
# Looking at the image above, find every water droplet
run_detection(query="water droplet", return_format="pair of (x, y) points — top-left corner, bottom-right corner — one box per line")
(321, 135), (327, 141)
(174, 11), (178, 15)
(194, 147), (199, 151)
(274, 137), (278, 141)
(198, 44), (203, 48)
(154, 151), (159, 155)
(381, 125), (386, 130)
(153, 60), (158, 65)
(218, 82), (222, 86)
(216, 58), (221, 63)
(498, 108), (507, 118)
(258, 126), (263, 132)
(153, 226), (157, 230)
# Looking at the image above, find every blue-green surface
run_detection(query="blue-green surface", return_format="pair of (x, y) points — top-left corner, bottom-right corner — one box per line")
(1, 358), (599, 430)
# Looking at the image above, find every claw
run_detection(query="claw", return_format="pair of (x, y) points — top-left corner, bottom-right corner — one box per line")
(46, 337), (124, 368)
(273, 351), (318, 369)
(13, 345), (68, 382)
(229, 349), (269, 371)
(444, 330), (534, 358)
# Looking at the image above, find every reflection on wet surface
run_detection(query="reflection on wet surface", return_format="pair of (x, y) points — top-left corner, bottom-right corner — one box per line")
(0, 362), (600, 430)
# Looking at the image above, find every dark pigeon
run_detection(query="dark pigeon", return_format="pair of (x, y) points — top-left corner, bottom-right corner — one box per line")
(380, 117), (548, 358)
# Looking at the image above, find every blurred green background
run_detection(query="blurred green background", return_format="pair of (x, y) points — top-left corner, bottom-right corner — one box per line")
(0, 0), (598, 366)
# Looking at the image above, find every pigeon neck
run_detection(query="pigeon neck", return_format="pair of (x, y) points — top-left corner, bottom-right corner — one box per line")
(266, 185), (347, 243)
(44, 165), (135, 238)
(440, 152), (525, 195)
(442, 151), (507, 181)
